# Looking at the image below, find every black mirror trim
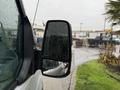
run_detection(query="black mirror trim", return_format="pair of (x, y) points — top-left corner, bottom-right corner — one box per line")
(41, 20), (72, 78)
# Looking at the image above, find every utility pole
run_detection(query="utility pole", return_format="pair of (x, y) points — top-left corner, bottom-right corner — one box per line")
(103, 17), (107, 31)
(32, 0), (40, 26)
(80, 23), (83, 32)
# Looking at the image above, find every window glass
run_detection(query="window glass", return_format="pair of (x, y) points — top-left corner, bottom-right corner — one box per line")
(0, 0), (19, 89)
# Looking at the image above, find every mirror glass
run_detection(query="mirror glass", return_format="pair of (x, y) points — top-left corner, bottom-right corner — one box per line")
(43, 21), (70, 61)
(43, 59), (69, 76)
(42, 21), (71, 77)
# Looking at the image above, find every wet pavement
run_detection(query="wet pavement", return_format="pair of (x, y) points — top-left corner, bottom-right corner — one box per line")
(74, 47), (99, 66)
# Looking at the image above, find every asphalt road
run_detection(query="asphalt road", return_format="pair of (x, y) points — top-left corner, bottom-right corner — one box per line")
(43, 47), (99, 90)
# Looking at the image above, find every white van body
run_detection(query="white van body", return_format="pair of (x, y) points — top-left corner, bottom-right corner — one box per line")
(15, 48), (75, 90)
(15, 70), (43, 90)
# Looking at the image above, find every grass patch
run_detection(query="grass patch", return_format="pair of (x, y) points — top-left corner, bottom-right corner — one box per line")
(75, 60), (120, 90)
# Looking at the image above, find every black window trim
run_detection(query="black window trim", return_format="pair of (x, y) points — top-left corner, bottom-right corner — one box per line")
(5, 0), (34, 90)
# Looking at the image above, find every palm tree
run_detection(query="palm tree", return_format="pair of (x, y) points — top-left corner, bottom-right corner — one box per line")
(105, 0), (120, 24)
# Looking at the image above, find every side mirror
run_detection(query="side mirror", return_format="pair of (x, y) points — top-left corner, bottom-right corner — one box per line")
(41, 20), (72, 77)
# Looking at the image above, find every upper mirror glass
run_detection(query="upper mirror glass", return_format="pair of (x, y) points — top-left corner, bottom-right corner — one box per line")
(43, 21), (70, 62)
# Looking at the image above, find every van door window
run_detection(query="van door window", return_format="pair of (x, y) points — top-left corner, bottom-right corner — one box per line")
(0, 0), (20, 89)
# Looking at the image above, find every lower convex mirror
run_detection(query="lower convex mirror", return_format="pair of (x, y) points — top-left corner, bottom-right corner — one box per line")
(41, 20), (72, 77)
(43, 59), (69, 76)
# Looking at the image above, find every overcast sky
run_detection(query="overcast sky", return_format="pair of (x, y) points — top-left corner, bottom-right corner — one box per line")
(22, 0), (111, 31)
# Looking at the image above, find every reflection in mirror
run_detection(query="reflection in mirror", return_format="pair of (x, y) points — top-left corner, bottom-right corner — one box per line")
(43, 59), (69, 76)
(43, 21), (70, 62)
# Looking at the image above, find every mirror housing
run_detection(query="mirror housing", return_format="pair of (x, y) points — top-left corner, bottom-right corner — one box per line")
(41, 20), (72, 78)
